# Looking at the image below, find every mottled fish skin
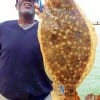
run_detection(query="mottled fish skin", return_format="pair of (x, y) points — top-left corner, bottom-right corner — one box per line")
(38, 0), (97, 99)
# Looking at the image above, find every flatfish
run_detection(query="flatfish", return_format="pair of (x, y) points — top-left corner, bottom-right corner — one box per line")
(38, 0), (97, 99)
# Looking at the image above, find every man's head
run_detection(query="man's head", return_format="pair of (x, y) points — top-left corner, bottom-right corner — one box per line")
(15, 0), (35, 18)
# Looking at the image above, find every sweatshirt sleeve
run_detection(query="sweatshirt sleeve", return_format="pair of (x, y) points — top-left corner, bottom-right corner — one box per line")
(0, 23), (2, 56)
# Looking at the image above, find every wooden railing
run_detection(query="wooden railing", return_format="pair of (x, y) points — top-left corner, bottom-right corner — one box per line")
(92, 21), (100, 25)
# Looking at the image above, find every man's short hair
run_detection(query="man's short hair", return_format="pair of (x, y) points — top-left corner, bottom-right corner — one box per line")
(16, 0), (18, 3)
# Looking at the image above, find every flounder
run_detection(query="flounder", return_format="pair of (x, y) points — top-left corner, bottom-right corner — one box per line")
(38, 0), (97, 99)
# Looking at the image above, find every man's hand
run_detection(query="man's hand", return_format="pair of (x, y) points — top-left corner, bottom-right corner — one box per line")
(34, 3), (41, 15)
(34, 2), (44, 15)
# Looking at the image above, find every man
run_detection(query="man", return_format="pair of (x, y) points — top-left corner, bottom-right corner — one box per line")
(0, 0), (52, 100)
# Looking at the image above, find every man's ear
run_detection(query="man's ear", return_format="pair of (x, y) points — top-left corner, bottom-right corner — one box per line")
(15, 3), (18, 10)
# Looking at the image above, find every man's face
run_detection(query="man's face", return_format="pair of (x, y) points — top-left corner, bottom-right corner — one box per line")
(16, 0), (35, 16)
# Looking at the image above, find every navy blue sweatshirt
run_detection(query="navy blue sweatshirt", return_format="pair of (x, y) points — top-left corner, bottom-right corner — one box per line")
(0, 20), (52, 100)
